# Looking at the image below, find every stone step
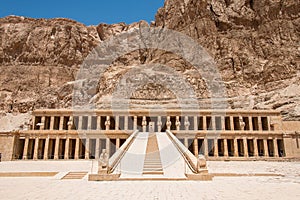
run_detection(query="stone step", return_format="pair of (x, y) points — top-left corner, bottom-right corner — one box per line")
(143, 171), (164, 175)
(143, 133), (164, 175)
(62, 172), (88, 180)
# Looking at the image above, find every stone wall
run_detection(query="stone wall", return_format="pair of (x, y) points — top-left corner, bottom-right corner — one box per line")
(282, 121), (300, 132)
(0, 134), (15, 161)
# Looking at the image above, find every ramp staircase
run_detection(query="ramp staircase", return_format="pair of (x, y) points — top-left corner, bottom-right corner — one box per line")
(89, 130), (212, 181)
(143, 133), (164, 175)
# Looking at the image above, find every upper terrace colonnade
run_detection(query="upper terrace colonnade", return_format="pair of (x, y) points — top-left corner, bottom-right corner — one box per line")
(10, 109), (293, 161)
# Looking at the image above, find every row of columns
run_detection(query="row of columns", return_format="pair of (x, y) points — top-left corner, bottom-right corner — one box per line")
(186, 137), (281, 158)
(22, 137), (121, 160)
(33, 115), (270, 132)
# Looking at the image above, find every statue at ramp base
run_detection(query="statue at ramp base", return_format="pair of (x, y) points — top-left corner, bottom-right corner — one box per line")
(98, 149), (109, 174)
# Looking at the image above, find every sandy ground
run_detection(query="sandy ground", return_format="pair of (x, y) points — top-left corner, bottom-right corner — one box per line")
(0, 161), (299, 200)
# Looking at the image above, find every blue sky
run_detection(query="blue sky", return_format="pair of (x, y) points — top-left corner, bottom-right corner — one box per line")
(0, 0), (164, 25)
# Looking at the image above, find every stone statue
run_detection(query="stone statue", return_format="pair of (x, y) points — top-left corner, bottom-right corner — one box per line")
(98, 149), (109, 171)
(239, 117), (245, 131)
(196, 154), (207, 171)
(149, 122), (155, 133)
(105, 117), (110, 130)
(184, 117), (190, 130)
(142, 116), (147, 132)
(175, 117), (181, 131)
(166, 117), (171, 130)
(157, 120), (162, 131)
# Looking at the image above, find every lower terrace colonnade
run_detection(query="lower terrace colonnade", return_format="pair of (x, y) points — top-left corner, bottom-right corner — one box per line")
(12, 109), (287, 160)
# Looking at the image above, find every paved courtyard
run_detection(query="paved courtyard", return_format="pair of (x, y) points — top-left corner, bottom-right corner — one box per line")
(0, 161), (299, 200)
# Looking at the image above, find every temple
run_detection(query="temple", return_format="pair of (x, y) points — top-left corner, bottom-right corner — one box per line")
(1, 109), (299, 163)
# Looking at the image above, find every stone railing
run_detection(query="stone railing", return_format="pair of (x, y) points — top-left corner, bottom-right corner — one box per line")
(107, 130), (140, 174)
(166, 130), (200, 174)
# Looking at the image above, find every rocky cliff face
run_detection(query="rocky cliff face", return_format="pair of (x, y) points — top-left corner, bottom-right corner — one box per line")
(0, 16), (100, 113)
(155, 0), (300, 120)
(0, 0), (299, 122)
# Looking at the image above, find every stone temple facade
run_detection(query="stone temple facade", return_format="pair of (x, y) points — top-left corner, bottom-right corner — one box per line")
(0, 109), (299, 162)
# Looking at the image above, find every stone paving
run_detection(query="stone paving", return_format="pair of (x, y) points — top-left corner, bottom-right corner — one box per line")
(0, 161), (299, 200)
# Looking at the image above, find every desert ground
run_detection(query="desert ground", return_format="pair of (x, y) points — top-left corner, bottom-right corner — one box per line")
(0, 160), (299, 200)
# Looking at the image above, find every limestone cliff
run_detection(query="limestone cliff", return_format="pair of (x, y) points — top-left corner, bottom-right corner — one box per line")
(0, 0), (299, 122)
(155, 0), (300, 120)
(0, 16), (100, 113)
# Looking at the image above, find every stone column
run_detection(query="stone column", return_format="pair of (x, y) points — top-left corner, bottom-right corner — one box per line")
(59, 116), (64, 130)
(224, 139), (229, 157)
(44, 137), (49, 160)
(106, 138), (110, 157)
(40, 116), (46, 130)
(184, 138), (188, 148)
(87, 116), (92, 130)
(214, 138), (218, 157)
(97, 116), (101, 130)
(64, 137), (70, 159)
(23, 137), (29, 160)
(253, 138), (259, 157)
(263, 139), (269, 157)
(221, 116), (225, 131)
(32, 116), (36, 130)
(258, 117), (263, 131)
(74, 138), (80, 159)
(157, 116), (162, 131)
(203, 116), (207, 130)
(230, 116), (235, 131)
(33, 137), (39, 160)
(142, 116), (147, 132)
(267, 116), (271, 131)
(68, 116), (73, 130)
(85, 138), (90, 159)
(133, 116), (137, 130)
(249, 116), (253, 131)
(95, 139), (100, 159)
(116, 138), (120, 150)
(50, 116), (55, 130)
(124, 116), (128, 130)
(273, 138), (279, 157)
(212, 116), (216, 130)
(194, 116), (198, 131)
(176, 116), (181, 131)
(115, 116), (120, 131)
(78, 116), (83, 130)
(234, 138), (239, 157)
(204, 137), (209, 157)
(44, 136), (50, 160)
(193, 138), (199, 157)
(243, 137), (248, 157)
(54, 136), (60, 160)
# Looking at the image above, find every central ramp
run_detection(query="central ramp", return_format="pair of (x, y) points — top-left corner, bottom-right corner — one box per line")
(156, 132), (186, 178)
(143, 133), (163, 175)
(119, 132), (148, 178)
(118, 132), (187, 180)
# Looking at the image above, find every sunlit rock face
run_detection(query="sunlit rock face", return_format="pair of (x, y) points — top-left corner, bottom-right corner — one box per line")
(155, 0), (300, 120)
(0, 0), (299, 120)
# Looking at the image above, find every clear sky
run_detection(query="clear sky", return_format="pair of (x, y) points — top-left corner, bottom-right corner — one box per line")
(0, 0), (165, 25)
